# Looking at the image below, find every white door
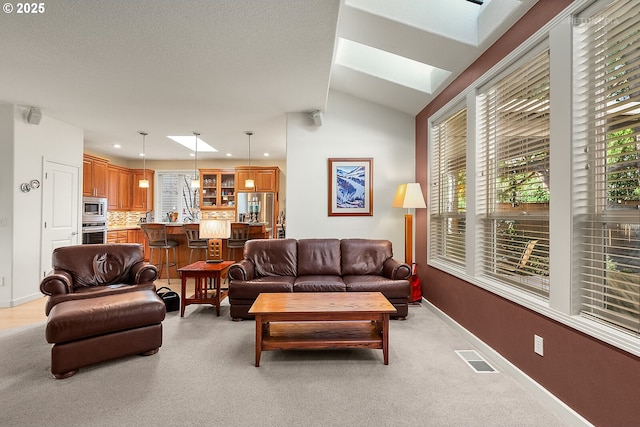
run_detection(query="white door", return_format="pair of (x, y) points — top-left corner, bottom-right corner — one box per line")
(40, 160), (80, 278)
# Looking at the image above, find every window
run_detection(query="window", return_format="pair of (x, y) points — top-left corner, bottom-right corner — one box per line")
(574, 0), (640, 335)
(155, 171), (200, 223)
(477, 48), (551, 297)
(430, 107), (467, 266)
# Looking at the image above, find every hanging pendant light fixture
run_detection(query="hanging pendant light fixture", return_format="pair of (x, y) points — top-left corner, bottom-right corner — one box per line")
(138, 131), (149, 188)
(191, 131), (200, 188)
(244, 131), (255, 188)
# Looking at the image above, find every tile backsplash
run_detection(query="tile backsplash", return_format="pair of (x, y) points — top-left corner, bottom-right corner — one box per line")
(107, 211), (147, 228)
(107, 210), (236, 228)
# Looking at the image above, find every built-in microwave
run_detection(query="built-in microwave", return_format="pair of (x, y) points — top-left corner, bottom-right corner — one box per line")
(82, 196), (107, 223)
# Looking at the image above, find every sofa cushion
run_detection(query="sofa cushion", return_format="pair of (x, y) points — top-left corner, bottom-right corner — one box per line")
(341, 239), (392, 276)
(228, 277), (294, 300)
(343, 275), (410, 299)
(294, 275), (346, 292)
(245, 239), (297, 277)
(297, 239), (341, 276)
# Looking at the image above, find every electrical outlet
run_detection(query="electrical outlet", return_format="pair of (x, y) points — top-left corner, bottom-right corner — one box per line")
(534, 334), (544, 356)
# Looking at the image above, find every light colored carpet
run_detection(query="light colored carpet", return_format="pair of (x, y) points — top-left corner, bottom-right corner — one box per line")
(0, 301), (568, 426)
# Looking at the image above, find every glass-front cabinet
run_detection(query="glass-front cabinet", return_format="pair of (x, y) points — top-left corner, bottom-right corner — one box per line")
(200, 169), (235, 210)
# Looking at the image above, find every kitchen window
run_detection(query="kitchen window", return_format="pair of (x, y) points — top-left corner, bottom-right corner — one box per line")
(155, 171), (200, 223)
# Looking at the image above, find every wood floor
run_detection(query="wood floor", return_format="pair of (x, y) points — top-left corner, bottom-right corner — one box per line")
(0, 279), (182, 331)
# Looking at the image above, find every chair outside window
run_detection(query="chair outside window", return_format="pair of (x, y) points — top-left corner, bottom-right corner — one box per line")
(498, 239), (538, 274)
(182, 223), (208, 264)
(227, 223), (250, 261)
(141, 223), (179, 284)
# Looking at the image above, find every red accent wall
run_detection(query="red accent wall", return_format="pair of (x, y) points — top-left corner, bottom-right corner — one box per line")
(415, 1), (640, 425)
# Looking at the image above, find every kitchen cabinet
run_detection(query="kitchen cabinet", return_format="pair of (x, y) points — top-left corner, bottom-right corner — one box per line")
(235, 166), (280, 192)
(128, 228), (150, 261)
(107, 228), (149, 260)
(107, 165), (132, 211)
(200, 169), (236, 210)
(82, 154), (108, 198)
(106, 230), (127, 243)
(131, 169), (154, 211)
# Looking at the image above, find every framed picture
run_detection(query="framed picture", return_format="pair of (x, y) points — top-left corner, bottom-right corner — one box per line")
(328, 158), (373, 216)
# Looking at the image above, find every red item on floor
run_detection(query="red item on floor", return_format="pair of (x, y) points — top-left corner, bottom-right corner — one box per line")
(409, 263), (422, 303)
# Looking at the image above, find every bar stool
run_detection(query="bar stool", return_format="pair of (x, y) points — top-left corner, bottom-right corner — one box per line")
(140, 223), (179, 284)
(227, 223), (250, 261)
(182, 223), (208, 264)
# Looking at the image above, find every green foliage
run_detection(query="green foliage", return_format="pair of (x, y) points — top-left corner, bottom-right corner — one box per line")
(607, 128), (640, 203)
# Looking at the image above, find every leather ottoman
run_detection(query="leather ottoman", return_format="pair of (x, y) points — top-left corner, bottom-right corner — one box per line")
(45, 290), (166, 379)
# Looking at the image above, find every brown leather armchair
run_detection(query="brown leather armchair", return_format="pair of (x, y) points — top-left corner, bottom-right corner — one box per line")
(40, 243), (165, 378)
(40, 243), (158, 315)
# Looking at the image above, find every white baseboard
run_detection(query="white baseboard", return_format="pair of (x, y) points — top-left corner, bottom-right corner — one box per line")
(0, 292), (42, 308)
(422, 298), (594, 427)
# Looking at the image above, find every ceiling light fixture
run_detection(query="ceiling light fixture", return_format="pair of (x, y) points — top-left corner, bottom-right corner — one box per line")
(244, 131), (255, 188)
(138, 131), (149, 188)
(191, 131), (200, 188)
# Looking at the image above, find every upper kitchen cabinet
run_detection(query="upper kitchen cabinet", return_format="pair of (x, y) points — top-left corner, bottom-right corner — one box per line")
(131, 169), (154, 211)
(200, 169), (236, 210)
(107, 165), (132, 211)
(82, 154), (108, 198)
(235, 166), (280, 193)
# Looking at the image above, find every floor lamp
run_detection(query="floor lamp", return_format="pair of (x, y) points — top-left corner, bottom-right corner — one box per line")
(200, 219), (231, 263)
(392, 183), (426, 266)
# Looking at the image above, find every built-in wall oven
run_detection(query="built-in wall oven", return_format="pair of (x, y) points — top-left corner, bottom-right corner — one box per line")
(82, 196), (108, 244)
(82, 223), (107, 244)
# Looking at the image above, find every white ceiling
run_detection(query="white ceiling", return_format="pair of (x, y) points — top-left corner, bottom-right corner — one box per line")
(0, 0), (536, 161)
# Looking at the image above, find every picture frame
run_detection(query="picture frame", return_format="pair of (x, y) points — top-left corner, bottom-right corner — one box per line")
(328, 158), (373, 216)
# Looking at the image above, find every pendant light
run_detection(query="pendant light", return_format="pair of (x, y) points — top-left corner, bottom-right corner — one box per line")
(138, 131), (149, 188)
(191, 131), (200, 188)
(244, 131), (255, 188)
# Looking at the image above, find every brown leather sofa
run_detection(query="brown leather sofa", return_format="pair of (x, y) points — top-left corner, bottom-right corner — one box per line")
(228, 238), (411, 320)
(40, 244), (165, 378)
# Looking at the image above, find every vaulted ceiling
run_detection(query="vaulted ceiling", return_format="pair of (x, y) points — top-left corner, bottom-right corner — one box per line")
(0, 0), (536, 161)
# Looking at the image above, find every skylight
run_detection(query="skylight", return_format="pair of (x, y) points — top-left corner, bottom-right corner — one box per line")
(335, 38), (450, 93)
(167, 135), (218, 152)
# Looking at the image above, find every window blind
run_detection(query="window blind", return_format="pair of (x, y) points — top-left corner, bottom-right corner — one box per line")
(430, 107), (467, 266)
(477, 48), (551, 296)
(157, 172), (200, 223)
(573, 0), (640, 335)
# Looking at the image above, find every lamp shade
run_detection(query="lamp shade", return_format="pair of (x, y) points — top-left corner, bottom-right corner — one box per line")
(199, 219), (231, 239)
(393, 183), (426, 209)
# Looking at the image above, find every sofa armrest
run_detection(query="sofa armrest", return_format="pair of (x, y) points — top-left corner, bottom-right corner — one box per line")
(130, 261), (158, 284)
(40, 270), (73, 296)
(383, 258), (411, 280)
(228, 260), (256, 282)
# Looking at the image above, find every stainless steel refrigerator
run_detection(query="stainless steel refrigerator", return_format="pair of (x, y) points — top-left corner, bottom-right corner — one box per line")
(237, 192), (275, 238)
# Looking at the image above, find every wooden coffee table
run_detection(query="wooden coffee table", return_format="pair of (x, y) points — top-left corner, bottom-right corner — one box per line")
(248, 292), (397, 366)
(177, 261), (233, 317)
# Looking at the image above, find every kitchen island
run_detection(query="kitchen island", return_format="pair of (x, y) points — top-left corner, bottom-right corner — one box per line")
(108, 222), (272, 279)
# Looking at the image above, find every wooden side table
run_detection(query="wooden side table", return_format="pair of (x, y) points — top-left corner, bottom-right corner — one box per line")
(178, 260), (233, 317)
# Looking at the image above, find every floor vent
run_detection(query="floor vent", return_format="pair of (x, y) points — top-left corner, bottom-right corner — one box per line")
(455, 350), (498, 373)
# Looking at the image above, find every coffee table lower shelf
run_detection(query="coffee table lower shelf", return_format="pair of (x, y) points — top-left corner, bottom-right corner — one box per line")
(261, 321), (384, 351)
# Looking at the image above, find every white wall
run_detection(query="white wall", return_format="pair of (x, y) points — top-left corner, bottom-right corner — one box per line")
(286, 90), (415, 260)
(0, 105), (15, 306)
(0, 105), (83, 307)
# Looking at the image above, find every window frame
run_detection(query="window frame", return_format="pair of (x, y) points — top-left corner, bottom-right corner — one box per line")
(425, 0), (640, 356)
(430, 105), (468, 268)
